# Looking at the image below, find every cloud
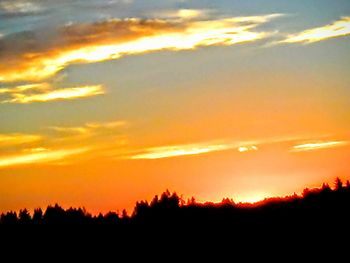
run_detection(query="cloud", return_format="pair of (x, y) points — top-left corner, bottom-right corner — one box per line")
(291, 141), (349, 152)
(238, 145), (258, 153)
(0, 147), (90, 168)
(0, 119), (127, 168)
(46, 120), (128, 148)
(281, 17), (350, 44)
(49, 120), (126, 135)
(0, 14), (281, 83)
(129, 142), (234, 159)
(0, 133), (42, 147)
(0, 83), (104, 103)
(127, 139), (261, 160)
(152, 9), (209, 20)
(0, 0), (42, 15)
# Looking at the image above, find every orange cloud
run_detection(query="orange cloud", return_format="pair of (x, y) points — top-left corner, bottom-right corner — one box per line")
(281, 17), (350, 44)
(291, 141), (349, 152)
(0, 83), (104, 103)
(127, 141), (238, 160)
(0, 15), (280, 83)
(238, 145), (258, 153)
(127, 140), (263, 159)
(0, 133), (42, 147)
(0, 147), (90, 168)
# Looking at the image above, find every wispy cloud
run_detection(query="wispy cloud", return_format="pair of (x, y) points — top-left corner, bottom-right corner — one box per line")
(281, 17), (350, 44)
(238, 145), (258, 153)
(291, 141), (349, 152)
(46, 120), (128, 148)
(0, 0), (42, 15)
(0, 83), (104, 103)
(125, 134), (350, 159)
(126, 139), (261, 160)
(0, 133), (42, 147)
(0, 14), (281, 83)
(129, 142), (234, 159)
(0, 119), (127, 168)
(0, 147), (90, 168)
(152, 9), (209, 20)
(49, 120), (126, 135)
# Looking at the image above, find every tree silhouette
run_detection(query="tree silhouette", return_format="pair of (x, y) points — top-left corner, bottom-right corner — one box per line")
(0, 178), (350, 233)
(335, 177), (343, 191)
(19, 209), (31, 224)
(33, 208), (43, 224)
(1, 211), (18, 224)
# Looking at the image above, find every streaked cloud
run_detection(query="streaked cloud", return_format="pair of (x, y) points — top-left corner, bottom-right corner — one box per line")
(281, 17), (350, 44)
(85, 121), (126, 129)
(127, 140), (263, 160)
(238, 145), (258, 153)
(0, 147), (89, 168)
(0, 83), (104, 103)
(291, 141), (349, 152)
(49, 120), (126, 135)
(0, 14), (281, 83)
(0, 133), (42, 147)
(46, 120), (128, 149)
(0, 119), (127, 168)
(129, 142), (234, 159)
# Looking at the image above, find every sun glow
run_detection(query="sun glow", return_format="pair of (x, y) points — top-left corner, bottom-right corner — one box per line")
(236, 192), (269, 204)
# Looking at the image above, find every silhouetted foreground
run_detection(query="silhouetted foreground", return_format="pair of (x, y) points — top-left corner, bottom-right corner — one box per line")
(0, 179), (350, 247)
(0, 179), (350, 229)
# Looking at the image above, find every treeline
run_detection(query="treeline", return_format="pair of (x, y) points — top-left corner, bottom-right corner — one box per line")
(1, 178), (350, 228)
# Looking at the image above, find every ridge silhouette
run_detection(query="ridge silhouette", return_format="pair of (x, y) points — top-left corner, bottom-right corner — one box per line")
(1, 177), (350, 256)
(1, 177), (350, 232)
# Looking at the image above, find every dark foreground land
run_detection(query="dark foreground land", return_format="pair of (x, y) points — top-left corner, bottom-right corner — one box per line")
(1, 178), (350, 250)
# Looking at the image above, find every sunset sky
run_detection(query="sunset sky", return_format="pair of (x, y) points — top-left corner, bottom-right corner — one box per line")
(1, 0), (350, 214)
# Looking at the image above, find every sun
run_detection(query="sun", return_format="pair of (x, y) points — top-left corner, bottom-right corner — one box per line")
(236, 192), (269, 204)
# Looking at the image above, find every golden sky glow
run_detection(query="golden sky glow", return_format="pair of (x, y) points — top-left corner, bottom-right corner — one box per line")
(291, 141), (349, 152)
(282, 17), (350, 44)
(1, 84), (104, 103)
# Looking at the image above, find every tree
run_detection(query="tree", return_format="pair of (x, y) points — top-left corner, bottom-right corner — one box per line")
(33, 208), (43, 224)
(121, 209), (128, 219)
(1, 211), (18, 224)
(335, 177), (343, 191)
(19, 209), (31, 224)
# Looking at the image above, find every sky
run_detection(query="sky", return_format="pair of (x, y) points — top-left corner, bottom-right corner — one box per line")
(0, 0), (350, 214)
